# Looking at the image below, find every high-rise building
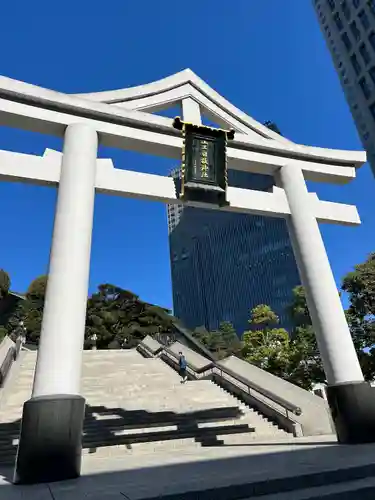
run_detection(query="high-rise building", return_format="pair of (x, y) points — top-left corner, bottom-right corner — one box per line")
(167, 166), (301, 337)
(312, 0), (375, 176)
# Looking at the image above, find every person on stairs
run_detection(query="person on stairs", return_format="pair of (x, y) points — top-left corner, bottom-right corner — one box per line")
(178, 352), (188, 383)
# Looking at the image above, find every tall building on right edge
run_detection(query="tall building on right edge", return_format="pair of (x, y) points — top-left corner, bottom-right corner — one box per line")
(312, 0), (375, 176)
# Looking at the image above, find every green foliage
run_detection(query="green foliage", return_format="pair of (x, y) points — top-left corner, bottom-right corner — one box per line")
(342, 253), (375, 381)
(242, 306), (292, 377)
(217, 321), (242, 357)
(250, 304), (279, 327)
(192, 321), (240, 359)
(5, 296), (43, 343)
(342, 253), (375, 317)
(289, 286), (311, 327)
(0, 326), (7, 342)
(84, 284), (175, 350)
(2, 276), (175, 348)
(26, 275), (48, 302)
(0, 269), (11, 299)
(286, 325), (325, 389)
(241, 299), (325, 390)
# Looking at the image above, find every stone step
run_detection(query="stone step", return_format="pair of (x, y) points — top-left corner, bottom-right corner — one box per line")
(0, 424), (258, 465)
(0, 347), (295, 478)
(248, 476), (375, 500)
(104, 452), (375, 500)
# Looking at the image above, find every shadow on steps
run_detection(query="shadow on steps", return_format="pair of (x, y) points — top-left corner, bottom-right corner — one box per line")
(0, 403), (254, 463)
(83, 404), (254, 451)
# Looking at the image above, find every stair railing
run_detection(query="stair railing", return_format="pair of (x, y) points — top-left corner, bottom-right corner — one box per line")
(0, 347), (15, 389)
(0, 335), (24, 389)
(154, 345), (302, 417)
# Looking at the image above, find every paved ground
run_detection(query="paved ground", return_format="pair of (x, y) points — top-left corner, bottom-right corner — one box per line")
(2, 435), (375, 499)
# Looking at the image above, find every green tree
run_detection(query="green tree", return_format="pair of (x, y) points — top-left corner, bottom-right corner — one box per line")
(3, 277), (174, 349)
(342, 253), (375, 380)
(0, 269), (10, 300)
(192, 325), (213, 349)
(218, 321), (242, 357)
(0, 326), (7, 342)
(288, 285), (311, 327)
(287, 286), (325, 389)
(241, 301), (325, 390)
(342, 252), (375, 317)
(242, 305), (292, 377)
(26, 275), (48, 302)
(192, 321), (240, 359)
(249, 304), (279, 327)
(85, 284), (176, 349)
(5, 292), (43, 343)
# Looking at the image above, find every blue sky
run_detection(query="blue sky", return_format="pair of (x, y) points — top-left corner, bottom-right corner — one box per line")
(0, 0), (374, 311)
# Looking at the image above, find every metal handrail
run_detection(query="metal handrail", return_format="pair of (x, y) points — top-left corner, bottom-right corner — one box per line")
(162, 346), (214, 374)
(15, 336), (23, 359)
(212, 364), (302, 416)
(153, 345), (302, 416)
(0, 345), (16, 388)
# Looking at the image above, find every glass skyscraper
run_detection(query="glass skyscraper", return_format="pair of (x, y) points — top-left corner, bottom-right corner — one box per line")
(167, 169), (301, 337)
(313, 0), (375, 177)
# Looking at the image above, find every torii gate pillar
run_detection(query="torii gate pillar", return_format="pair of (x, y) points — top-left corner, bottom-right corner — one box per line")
(279, 164), (375, 444)
(14, 123), (98, 484)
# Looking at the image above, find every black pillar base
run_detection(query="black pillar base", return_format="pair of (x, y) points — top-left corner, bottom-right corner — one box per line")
(14, 394), (85, 484)
(326, 381), (375, 444)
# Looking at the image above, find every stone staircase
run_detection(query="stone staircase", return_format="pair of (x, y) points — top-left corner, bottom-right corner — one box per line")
(0, 348), (288, 465)
(3, 349), (375, 498)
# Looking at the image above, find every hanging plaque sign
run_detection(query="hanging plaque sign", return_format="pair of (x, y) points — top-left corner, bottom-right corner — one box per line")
(173, 117), (235, 206)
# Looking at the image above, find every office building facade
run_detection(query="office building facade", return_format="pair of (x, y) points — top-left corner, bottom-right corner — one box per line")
(313, 0), (375, 175)
(167, 169), (301, 337)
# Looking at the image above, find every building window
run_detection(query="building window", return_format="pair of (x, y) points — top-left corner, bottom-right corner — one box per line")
(369, 102), (375, 120)
(369, 32), (375, 52)
(369, 66), (375, 84)
(334, 12), (343, 30)
(350, 53), (361, 74)
(358, 10), (370, 31)
(359, 121), (367, 131)
(350, 21), (361, 41)
(341, 32), (352, 50)
(359, 77), (371, 98)
(327, 0), (335, 9)
(359, 43), (371, 64)
(342, 0), (351, 20)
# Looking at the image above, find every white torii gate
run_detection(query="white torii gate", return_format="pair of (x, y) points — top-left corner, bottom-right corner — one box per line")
(0, 69), (374, 484)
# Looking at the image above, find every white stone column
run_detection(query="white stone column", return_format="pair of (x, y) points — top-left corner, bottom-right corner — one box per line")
(278, 164), (364, 386)
(32, 123), (98, 397)
(182, 97), (202, 124)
